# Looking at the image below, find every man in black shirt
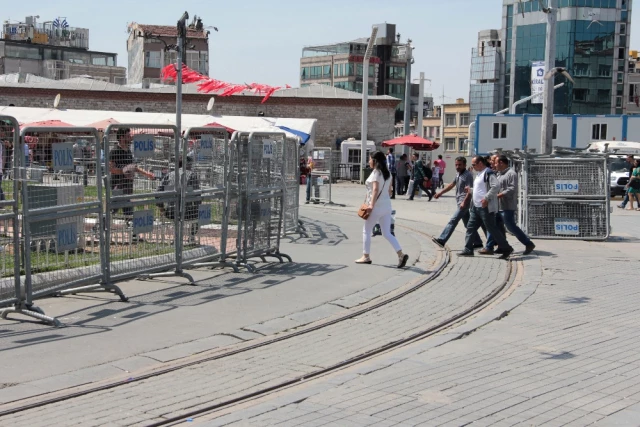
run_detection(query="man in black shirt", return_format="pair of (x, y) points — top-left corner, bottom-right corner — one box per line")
(109, 128), (155, 218)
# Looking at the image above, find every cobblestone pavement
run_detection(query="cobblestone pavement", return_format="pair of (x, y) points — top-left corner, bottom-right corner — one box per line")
(0, 196), (514, 426)
(196, 195), (640, 427)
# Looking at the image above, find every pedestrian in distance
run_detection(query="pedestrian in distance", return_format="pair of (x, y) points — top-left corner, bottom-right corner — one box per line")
(356, 151), (409, 268)
(481, 155), (535, 256)
(395, 154), (410, 195)
(459, 156), (514, 259)
(387, 148), (397, 199)
(432, 156), (483, 249)
(618, 155), (637, 209)
(408, 152), (433, 201)
(434, 155), (447, 188)
(627, 158), (640, 210)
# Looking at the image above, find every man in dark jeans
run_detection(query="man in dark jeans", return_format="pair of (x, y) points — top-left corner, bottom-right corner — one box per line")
(408, 153), (433, 201)
(481, 155), (535, 255)
(459, 156), (513, 259)
(432, 156), (483, 248)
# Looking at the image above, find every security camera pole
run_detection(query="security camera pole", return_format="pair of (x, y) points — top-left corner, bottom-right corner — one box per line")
(360, 25), (378, 184)
(540, 0), (557, 155)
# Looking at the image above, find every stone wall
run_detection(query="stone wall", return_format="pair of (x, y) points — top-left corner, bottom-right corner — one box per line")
(0, 87), (399, 147)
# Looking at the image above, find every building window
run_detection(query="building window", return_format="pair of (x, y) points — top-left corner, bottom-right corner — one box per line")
(347, 149), (361, 164)
(445, 114), (457, 127)
(552, 123), (558, 140)
(493, 123), (508, 139)
(386, 66), (406, 79)
(459, 113), (470, 127)
(592, 124), (608, 140)
(386, 84), (405, 98)
(145, 51), (162, 68)
(574, 89), (588, 102)
(459, 138), (468, 153)
(135, 107), (143, 112)
(445, 138), (457, 152)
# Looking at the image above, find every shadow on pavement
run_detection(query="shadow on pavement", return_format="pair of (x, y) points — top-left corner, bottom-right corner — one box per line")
(285, 217), (348, 246)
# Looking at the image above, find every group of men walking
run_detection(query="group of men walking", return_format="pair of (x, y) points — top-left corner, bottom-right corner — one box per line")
(386, 148), (446, 201)
(431, 154), (535, 260)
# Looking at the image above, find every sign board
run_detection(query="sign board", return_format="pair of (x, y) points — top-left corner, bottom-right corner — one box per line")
(531, 61), (545, 104)
(554, 180), (580, 193)
(263, 140), (274, 159)
(52, 143), (74, 171)
(132, 210), (154, 234)
(198, 204), (212, 226)
(259, 202), (271, 219)
(317, 177), (324, 186)
(133, 135), (155, 159)
(200, 135), (214, 154)
(56, 222), (78, 252)
(554, 219), (580, 236)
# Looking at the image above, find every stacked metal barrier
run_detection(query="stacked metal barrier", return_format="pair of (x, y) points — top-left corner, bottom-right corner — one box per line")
(282, 136), (306, 237)
(309, 148), (333, 205)
(230, 132), (291, 270)
(0, 118), (299, 326)
(514, 151), (610, 241)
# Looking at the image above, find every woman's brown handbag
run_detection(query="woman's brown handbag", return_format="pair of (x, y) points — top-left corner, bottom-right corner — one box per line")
(357, 180), (386, 220)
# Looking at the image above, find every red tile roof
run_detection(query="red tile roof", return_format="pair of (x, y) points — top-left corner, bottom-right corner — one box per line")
(136, 24), (208, 39)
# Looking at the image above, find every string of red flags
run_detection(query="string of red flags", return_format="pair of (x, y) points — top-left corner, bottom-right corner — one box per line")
(160, 64), (291, 104)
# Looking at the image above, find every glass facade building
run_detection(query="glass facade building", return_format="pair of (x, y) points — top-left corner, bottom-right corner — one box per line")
(503, 0), (632, 115)
(470, 46), (502, 119)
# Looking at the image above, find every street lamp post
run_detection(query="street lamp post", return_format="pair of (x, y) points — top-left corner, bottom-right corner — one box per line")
(540, 0), (557, 155)
(360, 25), (378, 184)
(403, 42), (413, 136)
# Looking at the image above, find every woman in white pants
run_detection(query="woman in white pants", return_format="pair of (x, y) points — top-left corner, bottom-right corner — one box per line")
(356, 151), (409, 268)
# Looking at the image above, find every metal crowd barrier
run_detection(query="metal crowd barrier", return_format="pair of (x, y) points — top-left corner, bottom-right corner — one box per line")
(509, 150), (611, 242)
(282, 136), (307, 237)
(180, 127), (238, 272)
(0, 119), (301, 326)
(231, 132), (291, 271)
(0, 116), (25, 322)
(103, 124), (194, 285)
(309, 148), (333, 205)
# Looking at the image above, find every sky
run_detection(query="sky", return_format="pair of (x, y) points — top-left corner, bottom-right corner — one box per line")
(4, 0), (640, 103)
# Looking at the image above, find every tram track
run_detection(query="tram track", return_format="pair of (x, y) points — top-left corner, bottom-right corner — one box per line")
(0, 221), (519, 427)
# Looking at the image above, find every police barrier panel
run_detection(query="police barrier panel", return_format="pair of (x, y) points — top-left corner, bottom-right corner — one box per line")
(2, 127), (117, 326)
(282, 136), (306, 237)
(232, 132), (291, 269)
(309, 148), (333, 205)
(0, 116), (22, 317)
(526, 157), (608, 199)
(103, 124), (194, 285)
(180, 127), (238, 271)
(510, 151), (610, 241)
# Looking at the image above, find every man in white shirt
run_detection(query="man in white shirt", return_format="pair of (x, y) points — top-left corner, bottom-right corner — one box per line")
(459, 156), (513, 259)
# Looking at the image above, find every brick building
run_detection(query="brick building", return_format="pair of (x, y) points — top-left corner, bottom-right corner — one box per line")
(0, 78), (400, 147)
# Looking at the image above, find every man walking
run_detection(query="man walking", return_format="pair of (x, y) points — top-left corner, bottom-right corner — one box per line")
(432, 157), (483, 248)
(387, 148), (397, 199)
(481, 155), (535, 255)
(408, 153), (433, 201)
(459, 156), (513, 259)
(395, 154), (410, 195)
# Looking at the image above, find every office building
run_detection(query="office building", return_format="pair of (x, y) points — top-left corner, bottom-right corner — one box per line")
(127, 16), (209, 85)
(469, 30), (503, 120)
(300, 23), (412, 122)
(0, 16), (125, 83)
(501, 0), (632, 115)
(628, 49), (640, 114)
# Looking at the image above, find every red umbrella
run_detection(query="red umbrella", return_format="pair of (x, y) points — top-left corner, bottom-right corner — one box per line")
(382, 134), (440, 151)
(204, 122), (235, 133)
(20, 119), (75, 130)
(86, 118), (120, 131)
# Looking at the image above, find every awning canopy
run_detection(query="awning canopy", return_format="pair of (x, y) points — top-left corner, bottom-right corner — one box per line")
(382, 134), (440, 151)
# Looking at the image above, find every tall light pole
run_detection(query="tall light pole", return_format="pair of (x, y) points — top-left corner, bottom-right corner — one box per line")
(403, 41), (413, 136)
(540, 0), (557, 155)
(360, 25), (378, 184)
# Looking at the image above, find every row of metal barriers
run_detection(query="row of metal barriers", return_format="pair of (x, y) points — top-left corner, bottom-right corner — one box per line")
(510, 149), (611, 242)
(0, 116), (306, 326)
